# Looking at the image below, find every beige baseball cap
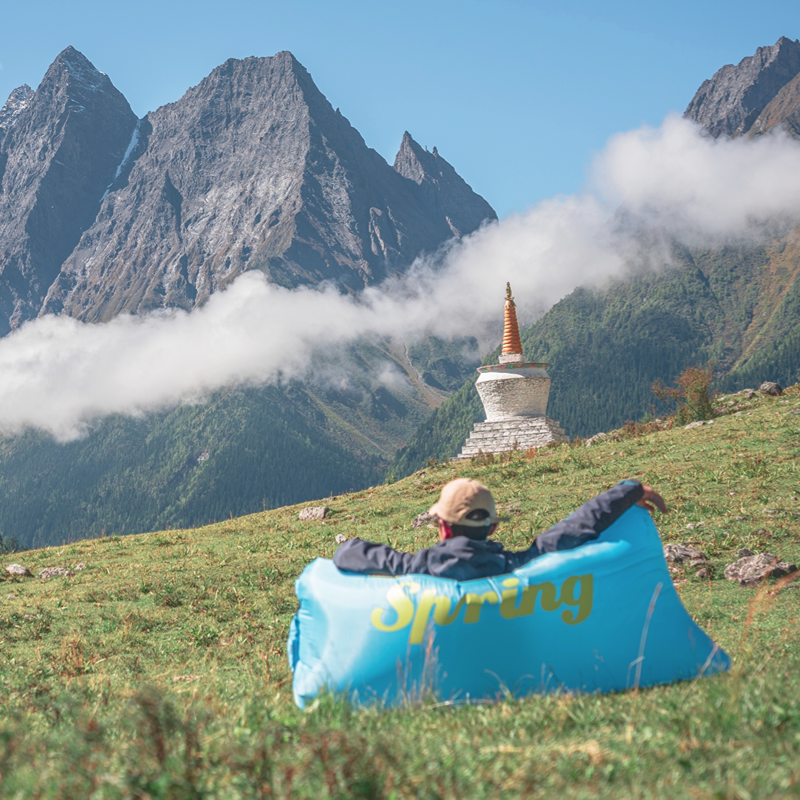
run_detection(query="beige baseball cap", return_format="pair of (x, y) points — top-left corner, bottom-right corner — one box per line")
(429, 478), (499, 527)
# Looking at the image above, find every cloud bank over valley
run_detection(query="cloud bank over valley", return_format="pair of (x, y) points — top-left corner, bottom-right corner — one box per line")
(3, 116), (800, 439)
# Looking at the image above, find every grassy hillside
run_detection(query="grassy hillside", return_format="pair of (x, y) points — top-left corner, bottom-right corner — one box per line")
(1, 387), (799, 796)
(0, 336), (477, 550)
(393, 235), (800, 477)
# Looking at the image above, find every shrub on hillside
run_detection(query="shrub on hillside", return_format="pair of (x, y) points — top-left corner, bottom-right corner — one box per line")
(651, 366), (716, 424)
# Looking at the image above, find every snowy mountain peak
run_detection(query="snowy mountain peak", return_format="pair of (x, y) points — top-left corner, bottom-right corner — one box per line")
(0, 85), (34, 130)
(51, 46), (109, 93)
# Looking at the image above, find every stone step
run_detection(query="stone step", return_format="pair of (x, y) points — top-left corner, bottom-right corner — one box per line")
(466, 427), (566, 439)
(469, 417), (564, 430)
(464, 427), (567, 441)
(455, 416), (569, 460)
(459, 437), (567, 453)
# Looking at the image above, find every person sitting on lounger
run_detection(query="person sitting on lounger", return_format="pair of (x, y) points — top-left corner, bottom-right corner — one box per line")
(333, 477), (666, 580)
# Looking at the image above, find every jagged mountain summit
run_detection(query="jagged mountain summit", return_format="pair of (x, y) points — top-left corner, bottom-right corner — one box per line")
(0, 48), (138, 333)
(0, 48), (495, 330)
(0, 85), (34, 130)
(685, 36), (800, 138)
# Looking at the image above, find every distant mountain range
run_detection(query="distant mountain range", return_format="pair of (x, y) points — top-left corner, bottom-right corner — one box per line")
(685, 36), (800, 138)
(4, 39), (800, 546)
(0, 47), (494, 331)
(0, 48), (493, 548)
(394, 37), (800, 475)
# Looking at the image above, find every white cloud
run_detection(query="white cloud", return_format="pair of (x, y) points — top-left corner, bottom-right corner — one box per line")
(593, 114), (800, 243)
(2, 116), (800, 440)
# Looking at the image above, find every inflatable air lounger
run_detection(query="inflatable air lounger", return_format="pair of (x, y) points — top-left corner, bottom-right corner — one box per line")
(288, 507), (730, 708)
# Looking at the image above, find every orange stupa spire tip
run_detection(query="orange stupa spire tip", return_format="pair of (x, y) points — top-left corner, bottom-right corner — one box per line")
(501, 282), (523, 356)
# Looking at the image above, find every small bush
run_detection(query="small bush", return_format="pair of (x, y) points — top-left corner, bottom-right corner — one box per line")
(617, 419), (666, 439)
(652, 365), (716, 424)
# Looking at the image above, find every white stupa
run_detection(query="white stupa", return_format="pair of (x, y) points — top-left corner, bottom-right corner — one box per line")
(457, 283), (568, 458)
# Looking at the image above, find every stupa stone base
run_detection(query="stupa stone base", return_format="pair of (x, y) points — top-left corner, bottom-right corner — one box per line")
(456, 416), (568, 459)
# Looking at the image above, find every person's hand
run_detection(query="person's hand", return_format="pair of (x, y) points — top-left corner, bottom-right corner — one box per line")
(636, 486), (667, 514)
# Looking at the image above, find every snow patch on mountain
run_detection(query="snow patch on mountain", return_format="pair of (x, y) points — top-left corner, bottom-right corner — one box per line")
(102, 119), (143, 200)
(0, 85), (34, 129)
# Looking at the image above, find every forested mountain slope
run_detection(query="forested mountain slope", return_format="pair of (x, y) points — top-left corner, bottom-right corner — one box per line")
(393, 37), (800, 476)
(0, 335), (477, 549)
(393, 234), (800, 476)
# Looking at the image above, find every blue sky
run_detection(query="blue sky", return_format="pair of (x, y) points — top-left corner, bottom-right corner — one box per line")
(1, 0), (798, 217)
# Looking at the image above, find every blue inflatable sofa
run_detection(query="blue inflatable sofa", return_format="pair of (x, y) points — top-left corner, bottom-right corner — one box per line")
(288, 507), (730, 708)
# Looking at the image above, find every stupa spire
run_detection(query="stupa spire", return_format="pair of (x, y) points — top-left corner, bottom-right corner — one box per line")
(456, 282), (568, 458)
(501, 282), (523, 359)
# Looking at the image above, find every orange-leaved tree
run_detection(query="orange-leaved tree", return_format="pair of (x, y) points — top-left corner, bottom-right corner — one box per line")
(651, 365), (716, 424)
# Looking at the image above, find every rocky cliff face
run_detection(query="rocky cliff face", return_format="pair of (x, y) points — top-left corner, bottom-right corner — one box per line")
(393, 132), (496, 238)
(685, 37), (800, 137)
(0, 85), (34, 130)
(0, 48), (495, 326)
(749, 70), (800, 137)
(0, 48), (137, 332)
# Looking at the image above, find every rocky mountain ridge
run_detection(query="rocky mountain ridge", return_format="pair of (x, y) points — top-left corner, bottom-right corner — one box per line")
(0, 47), (495, 329)
(685, 36), (800, 138)
(0, 48), (138, 333)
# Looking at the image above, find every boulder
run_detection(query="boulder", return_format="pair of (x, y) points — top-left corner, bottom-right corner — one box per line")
(696, 567), (712, 579)
(5, 564), (32, 577)
(38, 567), (75, 580)
(299, 506), (329, 521)
(684, 420), (712, 430)
(664, 543), (709, 564)
(724, 553), (797, 586)
(759, 381), (783, 396)
(412, 511), (438, 528)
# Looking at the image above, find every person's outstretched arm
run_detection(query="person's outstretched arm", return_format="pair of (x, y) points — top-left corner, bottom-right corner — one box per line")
(505, 480), (666, 571)
(533, 479), (667, 554)
(333, 538), (431, 575)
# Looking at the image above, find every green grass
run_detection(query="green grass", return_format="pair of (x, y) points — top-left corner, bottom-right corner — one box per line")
(1, 388), (800, 797)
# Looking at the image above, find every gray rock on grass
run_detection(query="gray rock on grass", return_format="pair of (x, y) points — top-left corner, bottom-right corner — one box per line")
(664, 544), (709, 564)
(684, 420), (714, 430)
(695, 567), (712, 579)
(759, 381), (783, 396)
(724, 552), (797, 586)
(412, 511), (438, 528)
(5, 564), (32, 577)
(38, 567), (75, 580)
(299, 506), (329, 521)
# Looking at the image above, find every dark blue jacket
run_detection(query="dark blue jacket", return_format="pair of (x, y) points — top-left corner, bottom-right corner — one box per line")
(333, 479), (644, 580)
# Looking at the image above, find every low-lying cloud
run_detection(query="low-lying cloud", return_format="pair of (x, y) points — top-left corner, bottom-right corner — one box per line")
(595, 115), (800, 242)
(3, 115), (800, 440)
